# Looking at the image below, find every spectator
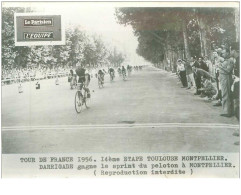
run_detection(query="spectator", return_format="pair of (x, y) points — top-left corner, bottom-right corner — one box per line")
(212, 50), (224, 107)
(204, 56), (213, 76)
(199, 76), (217, 99)
(185, 58), (196, 89)
(192, 57), (202, 95)
(198, 57), (209, 72)
(219, 48), (234, 117)
(177, 59), (187, 88)
(230, 43), (239, 120)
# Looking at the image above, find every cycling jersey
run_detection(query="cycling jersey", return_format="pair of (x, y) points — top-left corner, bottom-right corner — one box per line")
(98, 70), (104, 75)
(76, 67), (86, 83)
(109, 68), (115, 73)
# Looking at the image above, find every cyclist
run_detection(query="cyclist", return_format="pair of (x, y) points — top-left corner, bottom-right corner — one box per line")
(121, 66), (126, 78)
(127, 65), (130, 71)
(102, 69), (107, 74)
(98, 69), (105, 84)
(75, 63), (90, 98)
(127, 65), (132, 76)
(69, 66), (77, 89)
(108, 67), (115, 81)
(84, 69), (91, 98)
(117, 67), (122, 77)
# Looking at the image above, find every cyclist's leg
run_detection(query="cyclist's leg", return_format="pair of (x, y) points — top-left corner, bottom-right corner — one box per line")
(101, 75), (104, 83)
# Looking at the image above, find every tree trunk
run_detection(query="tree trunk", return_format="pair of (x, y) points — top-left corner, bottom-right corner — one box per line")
(182, 20), (190, 59)
(235, 7), (239, 42)
(198, 16), (208, 57)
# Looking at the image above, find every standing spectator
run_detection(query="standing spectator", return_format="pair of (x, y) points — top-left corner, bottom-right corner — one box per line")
(204, 56), (213, 75)
(213, 50), (224, 106)
(185, 58), (196, 89)
(177, 59), (187, 88)
(198, 57), (209, 72)
(219, 48), (234, 117)
(230, 43), (239, 120)
(230, 43), (239, 145)
(192, 57), (202, 95)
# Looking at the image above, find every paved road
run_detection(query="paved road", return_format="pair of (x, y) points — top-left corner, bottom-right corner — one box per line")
(2, 66), (239, 153)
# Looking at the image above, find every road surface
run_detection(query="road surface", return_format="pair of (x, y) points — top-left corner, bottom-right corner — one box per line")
(2, 66), (239, 153)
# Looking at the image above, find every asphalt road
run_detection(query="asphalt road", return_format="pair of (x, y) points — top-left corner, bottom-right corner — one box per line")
(2, 66), (239, 153)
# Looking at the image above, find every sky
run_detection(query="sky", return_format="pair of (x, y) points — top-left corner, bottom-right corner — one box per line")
(3, 2), (151, 65)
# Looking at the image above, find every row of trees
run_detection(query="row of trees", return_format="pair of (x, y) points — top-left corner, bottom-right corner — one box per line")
(2, 7), (125, 70)
(115, 7), (239, 72)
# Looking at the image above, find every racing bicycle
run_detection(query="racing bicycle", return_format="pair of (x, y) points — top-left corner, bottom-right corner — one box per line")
(122, 72), (127, 81)
(75, 83), (90, 113)
(110, 72), (115, 82)
(98, 75), (104, 88)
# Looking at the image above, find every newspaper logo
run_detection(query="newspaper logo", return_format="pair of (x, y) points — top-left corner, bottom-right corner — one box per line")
(14, 13), (65, 46)
(24, 32), (54, 39)
(24, 19), (53, 27)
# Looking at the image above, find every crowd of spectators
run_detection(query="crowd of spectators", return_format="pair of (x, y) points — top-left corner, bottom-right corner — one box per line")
(1, 65), (70, 85)
(176, 42), (239, 122)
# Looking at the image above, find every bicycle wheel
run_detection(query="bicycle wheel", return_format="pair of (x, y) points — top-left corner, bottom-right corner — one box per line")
(75, 91), (83, 113)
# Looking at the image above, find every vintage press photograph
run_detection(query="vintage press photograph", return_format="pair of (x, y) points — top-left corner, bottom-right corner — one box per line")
(1, 1), (240, 177)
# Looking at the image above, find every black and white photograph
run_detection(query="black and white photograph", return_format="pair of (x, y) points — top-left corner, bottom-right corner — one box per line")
(1, 1), (240, 178)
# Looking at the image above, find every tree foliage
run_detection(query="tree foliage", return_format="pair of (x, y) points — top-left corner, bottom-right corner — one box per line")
(2, 7), (126, 70)
(115, 7), (238, 70)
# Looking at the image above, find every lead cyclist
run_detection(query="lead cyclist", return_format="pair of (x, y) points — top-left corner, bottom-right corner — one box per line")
(76, 63), (91, 98)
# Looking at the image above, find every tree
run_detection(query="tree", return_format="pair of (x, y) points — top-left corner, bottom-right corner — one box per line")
(2, 7), (30, 69)
(2, 7), (125, 71)
(107, 47), (125, 67)
(115, 7), (192, 69)
(116, 7), (238, 69)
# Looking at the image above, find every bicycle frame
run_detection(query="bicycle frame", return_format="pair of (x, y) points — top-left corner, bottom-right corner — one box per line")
(75, 82), (90, 113)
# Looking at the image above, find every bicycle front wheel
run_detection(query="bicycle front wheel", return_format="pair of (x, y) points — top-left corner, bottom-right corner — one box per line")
(75, 91), (83, 113)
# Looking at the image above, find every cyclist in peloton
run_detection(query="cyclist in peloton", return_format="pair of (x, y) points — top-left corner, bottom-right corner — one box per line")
(75, 63), (90, 98)
(117, 67), (122, 77)
(69, 66), (77, 88)
(127, 65), (130, 71)
(108, 67), (115, 80)
(98, 69), (105, 84)
(127, 65), (132, 75)
(121, 66), (126, 76)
